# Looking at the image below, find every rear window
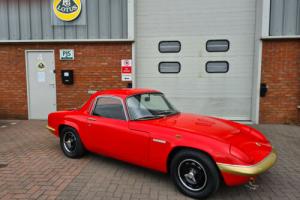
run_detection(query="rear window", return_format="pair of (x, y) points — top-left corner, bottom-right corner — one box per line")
(159, 62), (181, 73)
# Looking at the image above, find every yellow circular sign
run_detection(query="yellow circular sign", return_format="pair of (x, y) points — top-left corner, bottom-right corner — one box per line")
(53, 0), (82, 22)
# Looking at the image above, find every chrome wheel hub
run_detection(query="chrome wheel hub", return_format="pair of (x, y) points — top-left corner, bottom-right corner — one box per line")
(63, 131), (76, 153)
(184, 169), (197, 184)
(178, 159), (208, 191)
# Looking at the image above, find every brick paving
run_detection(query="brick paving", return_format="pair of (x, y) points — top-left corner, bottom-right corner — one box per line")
(0, 120), (300, 200)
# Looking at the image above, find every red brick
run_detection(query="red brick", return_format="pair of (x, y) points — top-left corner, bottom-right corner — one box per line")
(260, 39), (300, 124)
(0, 42), (132, 119)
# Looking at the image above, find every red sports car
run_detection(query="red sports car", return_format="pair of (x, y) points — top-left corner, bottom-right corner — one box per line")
(47, 89), (277, 199)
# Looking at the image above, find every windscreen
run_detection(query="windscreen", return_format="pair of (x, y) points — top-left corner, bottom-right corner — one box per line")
(126, 93), (178, 120)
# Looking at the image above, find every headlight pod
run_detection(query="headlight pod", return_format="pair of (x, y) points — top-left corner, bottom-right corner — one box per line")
(249, 128), (268, 142)
(239, 125), (268, 142)
(229, 145), (253, 164)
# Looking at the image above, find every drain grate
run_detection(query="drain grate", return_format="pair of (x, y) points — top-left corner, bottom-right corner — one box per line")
(0, 163), (8, 168)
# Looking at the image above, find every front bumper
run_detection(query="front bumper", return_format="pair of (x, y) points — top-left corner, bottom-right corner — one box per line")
(217, 149), (277, 176)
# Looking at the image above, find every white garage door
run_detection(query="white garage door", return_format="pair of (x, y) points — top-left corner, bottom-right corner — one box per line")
(135, 0), (256, 121)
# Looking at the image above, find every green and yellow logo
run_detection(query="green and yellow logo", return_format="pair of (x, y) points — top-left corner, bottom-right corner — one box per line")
(53, 0), (82, 22)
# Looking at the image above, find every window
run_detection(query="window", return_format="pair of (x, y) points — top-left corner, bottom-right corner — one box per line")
(270, 0), (300, 36)
(206, 61), (229, 73)
(126, 93), (178, 120)
(140, 94), (170, 111)
(92, 97), (126, 120)
(159, 41), (181, 53)
(206, 40), (230, 52)
(159, 62), (181, 73)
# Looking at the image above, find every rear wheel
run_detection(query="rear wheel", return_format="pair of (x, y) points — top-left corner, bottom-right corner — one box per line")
(60, 127), (85, 158)
(170, 150), (220, 199)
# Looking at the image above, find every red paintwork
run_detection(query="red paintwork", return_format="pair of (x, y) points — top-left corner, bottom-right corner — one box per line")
(48, 89), (273, 186)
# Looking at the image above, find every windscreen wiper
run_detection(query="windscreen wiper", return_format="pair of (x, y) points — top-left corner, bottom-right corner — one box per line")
(134, 115), (164, 121)
(157, 111), (180, 116)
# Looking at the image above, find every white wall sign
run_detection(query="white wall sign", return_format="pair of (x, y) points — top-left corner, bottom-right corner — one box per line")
(37, 71), (46, 83)
(60, 49), (75, 60)
(121, 59), (132, 81)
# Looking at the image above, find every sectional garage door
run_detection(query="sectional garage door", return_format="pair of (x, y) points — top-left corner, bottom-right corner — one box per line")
(135, 0), (257, 121)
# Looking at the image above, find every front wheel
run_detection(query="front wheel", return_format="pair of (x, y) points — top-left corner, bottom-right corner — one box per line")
(60, 127), (85, 158)
(170, 150), (220, 199)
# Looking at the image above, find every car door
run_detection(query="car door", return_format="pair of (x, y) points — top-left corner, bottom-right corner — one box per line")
(86, 96), (150, 165)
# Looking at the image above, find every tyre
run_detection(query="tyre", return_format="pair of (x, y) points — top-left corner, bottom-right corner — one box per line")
(60, 126), (85, 158)
(170, 149), (220, 199)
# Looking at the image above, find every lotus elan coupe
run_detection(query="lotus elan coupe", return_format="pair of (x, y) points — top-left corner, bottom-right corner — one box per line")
(47, 89), (277, 199)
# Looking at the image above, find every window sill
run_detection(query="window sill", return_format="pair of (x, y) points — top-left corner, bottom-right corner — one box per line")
(261, 35), (300, 40)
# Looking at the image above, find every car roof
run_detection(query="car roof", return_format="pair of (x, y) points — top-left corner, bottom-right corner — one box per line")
(93, 88), (161, 98)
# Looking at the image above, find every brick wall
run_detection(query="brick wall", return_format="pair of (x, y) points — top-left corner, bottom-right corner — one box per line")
(1, 40), (299, 123)
(260, 40), (300, 124)
(0, 42), (132, 119)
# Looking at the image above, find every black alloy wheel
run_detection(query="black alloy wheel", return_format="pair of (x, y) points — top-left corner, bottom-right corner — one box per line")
(170, 150), (220, 199)
(60, 126), (85, 158)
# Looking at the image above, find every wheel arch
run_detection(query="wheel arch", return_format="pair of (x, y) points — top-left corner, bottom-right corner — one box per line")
(58, 122), (88, 150)
(166, 146), (222, 180)
(58, 124), (69, 137)
(58, 121), (80, 137)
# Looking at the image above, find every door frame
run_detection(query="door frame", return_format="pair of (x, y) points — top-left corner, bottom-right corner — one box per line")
(25, 50), (57, 119)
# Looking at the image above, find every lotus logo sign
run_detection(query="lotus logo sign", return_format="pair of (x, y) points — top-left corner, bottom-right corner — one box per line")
(53, 0), (82, 22)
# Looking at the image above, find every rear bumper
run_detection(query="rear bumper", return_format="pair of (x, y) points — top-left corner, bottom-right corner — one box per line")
(217, 149), (277, 176)
(46, 125), (56, 133)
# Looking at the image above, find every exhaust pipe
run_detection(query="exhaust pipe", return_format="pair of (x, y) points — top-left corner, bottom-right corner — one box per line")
(245, 178), (259, 190)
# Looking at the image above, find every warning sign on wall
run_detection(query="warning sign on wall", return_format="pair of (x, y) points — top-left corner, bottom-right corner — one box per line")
(121, 59), (132, 81)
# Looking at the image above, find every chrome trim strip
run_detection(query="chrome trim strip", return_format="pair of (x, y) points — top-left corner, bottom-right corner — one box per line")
(217, 149), (277, 176)
(152, 138), (167, 144)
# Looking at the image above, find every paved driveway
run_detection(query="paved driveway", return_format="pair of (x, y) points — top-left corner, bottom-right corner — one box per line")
(0, 120), (299, 200)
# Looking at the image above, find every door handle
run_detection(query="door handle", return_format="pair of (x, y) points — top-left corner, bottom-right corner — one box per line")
(87, 118), (96, 121)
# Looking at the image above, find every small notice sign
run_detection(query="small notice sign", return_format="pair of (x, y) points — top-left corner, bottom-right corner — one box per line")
(121, 59), (132, 81)
(37, 71), (46, 83)
(60, 49), (75, 60)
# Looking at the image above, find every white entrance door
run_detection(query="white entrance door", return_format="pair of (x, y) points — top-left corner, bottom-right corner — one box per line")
(26, 51), (57, 119)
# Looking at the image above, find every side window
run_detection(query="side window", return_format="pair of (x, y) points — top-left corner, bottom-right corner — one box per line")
(92, 97), (126, 120)
(159, 41), (181, 53)
(159, 62), (181, 73)
(206, 61), (229, 73)
(206, 40), (230, 52)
